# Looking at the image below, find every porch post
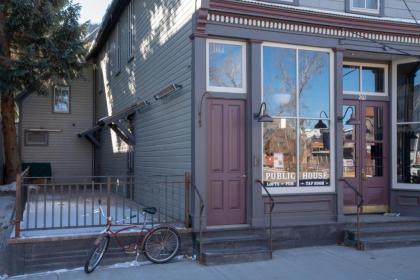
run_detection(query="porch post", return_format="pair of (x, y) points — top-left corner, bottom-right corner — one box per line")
(249, 39), (265, 228)
(14, 173), (21, 238)
(334, 48), (345, 222)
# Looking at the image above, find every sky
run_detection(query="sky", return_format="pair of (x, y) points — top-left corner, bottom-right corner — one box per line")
(76, 0), (113, 24)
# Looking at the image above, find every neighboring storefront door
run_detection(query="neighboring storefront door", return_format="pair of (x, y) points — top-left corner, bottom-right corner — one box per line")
(343, 100), (389, 213)
(207, 98), (246, 226)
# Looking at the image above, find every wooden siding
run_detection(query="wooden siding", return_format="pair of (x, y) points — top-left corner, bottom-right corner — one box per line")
(20, 67), (94, 178)
(296, 0), (420, 19)
(94, 0), (194, 178)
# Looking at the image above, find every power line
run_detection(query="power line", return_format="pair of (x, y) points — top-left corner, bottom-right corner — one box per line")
(401, 0), (420, 26)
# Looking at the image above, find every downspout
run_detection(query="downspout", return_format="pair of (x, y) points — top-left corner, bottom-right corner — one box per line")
(92, 62), (97, 176)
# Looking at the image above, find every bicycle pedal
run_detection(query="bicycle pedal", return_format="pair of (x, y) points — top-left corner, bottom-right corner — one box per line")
(124, 244), (138, 254)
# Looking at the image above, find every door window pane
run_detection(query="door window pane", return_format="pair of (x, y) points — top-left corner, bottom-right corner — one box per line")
(343, 105), (357, 141)
(365, 143), (383, 177)
(208, 42), (244, 90)
(397, 124), (420, 184)
(299, 120), (330, 186)
(362, 67), (384, 93)
(397, 62), (420, 122)
(343, 65), (360, 92)
(263, 119), (297, 187)
(343, 143), (356, 178)
(365, 106), (383, 141)
(299, 50), (330, 118)
(263, 46), (296, 117)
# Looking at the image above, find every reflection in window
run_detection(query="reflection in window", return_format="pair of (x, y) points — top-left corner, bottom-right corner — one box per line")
(397, 62), (420, 184)
(343, 65), (360, 93)
(262, 45), (332, 189)
(343, 105), (357, 178)
(366, 106), (383, 142)
(208, 41), (244, 91)
(299, 120), (330, 186)
(53, 86), (70, 113)
(263, 47), (296, 117)
(343, 64), (386, 95)
(299, 50), (330, 118)
(263, 119), (297, 187)
(350, 0), (380, 14)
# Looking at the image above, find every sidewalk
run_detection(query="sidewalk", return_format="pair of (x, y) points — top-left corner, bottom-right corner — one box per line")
(5, 245), (420, 280)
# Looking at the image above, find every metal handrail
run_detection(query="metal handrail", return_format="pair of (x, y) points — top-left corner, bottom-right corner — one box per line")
(191, 184), (204, 261)
(256, 179), (274, 253)
(339, 178), (364, 250)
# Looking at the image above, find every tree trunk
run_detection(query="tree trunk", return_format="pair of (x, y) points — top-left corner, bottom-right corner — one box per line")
(1, 95), (20, 183)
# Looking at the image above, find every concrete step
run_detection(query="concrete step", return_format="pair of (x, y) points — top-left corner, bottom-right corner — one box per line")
(344, 224), (420, 239)
(359, 235), (420, 250)
(200, 246), (272, 266)
(198, 234), (268, 250)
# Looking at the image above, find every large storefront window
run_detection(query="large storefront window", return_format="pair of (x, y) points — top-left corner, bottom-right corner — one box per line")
(262, 44), (333, 192)
(396, 61), (420, 185)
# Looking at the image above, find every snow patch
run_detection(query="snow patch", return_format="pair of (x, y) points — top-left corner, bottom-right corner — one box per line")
(0, 274), (8, 280)
(0, 183), (15, 192)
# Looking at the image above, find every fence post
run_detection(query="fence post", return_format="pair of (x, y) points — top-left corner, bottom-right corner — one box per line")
(14, 173), (22, 238)
(184, 172), (191, 228)
(107, 177), (111, 219)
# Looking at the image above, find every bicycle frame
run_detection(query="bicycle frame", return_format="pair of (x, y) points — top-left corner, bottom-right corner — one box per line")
(96, 201), (153, 254)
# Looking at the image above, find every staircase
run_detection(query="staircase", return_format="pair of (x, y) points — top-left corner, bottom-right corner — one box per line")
(197, 228), (272, 265)
(344, 216), (420, 250)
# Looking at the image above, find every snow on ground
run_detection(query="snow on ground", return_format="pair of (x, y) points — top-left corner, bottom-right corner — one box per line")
(21, 191), (151, 230)
(0, 196), (15, 231)
(0, 183), (16, 193)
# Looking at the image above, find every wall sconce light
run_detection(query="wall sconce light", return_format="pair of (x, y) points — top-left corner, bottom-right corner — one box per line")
(314, 111), (329, 129)
(254, 102), (273, 123)
(338, 106), (359, 125)
(153, 84), (182, 100)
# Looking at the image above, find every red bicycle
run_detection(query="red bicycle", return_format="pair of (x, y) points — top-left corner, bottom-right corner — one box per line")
(84, 200), (180, 273)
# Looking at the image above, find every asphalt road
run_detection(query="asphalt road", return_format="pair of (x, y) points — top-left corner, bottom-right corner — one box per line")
(5, 245), (420, 280)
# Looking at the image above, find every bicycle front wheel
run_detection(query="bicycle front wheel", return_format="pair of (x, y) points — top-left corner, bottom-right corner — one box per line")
(143, 226), (180, 264)
(84, 234), (110, 273)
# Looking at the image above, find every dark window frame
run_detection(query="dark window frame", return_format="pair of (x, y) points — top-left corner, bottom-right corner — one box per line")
(263, 0), (299, 6)
(52, 84), (71, 114)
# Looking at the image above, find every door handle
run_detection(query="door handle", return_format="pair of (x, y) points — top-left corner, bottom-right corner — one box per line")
(241, 174), (247, 178)
(361, 168), (366, 180)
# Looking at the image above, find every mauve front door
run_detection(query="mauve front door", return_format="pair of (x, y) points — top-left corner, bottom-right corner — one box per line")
(207, 98), (246, 226)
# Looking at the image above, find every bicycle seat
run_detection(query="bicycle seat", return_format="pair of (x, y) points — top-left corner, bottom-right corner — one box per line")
(143, 207), (157, 215)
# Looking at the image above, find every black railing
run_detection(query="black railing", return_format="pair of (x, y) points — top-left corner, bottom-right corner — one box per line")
(256, 179), (274, 253)
(340, 178), (364, 250)
(191, 183), (204, 261)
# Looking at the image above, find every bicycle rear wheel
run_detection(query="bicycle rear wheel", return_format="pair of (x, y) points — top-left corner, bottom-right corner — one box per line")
(84, 235), (110, 273)
(143, 226), (180, 264)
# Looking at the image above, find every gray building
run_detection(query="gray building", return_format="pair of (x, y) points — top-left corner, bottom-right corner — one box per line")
(83, 0), (420, 261)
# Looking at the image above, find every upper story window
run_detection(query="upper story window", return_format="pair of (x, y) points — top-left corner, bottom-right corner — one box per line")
(53, 85), (70, 113)
(348, 0), (381, 15)
(343, 62), (388, 96)
(127, 1), (135, 61)
(206, 39), (246, 93)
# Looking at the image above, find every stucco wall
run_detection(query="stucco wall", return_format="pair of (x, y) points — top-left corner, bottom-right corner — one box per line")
(20, 67), (94, 178)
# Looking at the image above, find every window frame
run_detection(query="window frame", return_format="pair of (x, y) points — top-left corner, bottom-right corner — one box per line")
(206, 39), (247, 94)
(347, 0), (382, 16)
(392, 57), (420, 190)
(127, 1), (135, 62)
(52, 85), (71, 114)
(343, 62), (388, 97)
(260, 42), (335, 194)
(24, 130), (49, 146)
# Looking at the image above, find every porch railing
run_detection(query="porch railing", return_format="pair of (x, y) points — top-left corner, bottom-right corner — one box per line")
(340, 178), (364, 250)
(256, 180), (275, 254)
(13, 172), (193, 238)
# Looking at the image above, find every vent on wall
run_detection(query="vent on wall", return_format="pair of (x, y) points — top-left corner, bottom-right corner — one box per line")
(25, 131), (49, 146)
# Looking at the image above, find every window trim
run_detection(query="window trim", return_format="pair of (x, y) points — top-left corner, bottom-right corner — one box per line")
(392, 57), (420, 190)
(24, 130), (49, 146)
(206, 39), (247, 94)
(127, 1), (135, 62)
(260, 42), (335, 194)
(346, 0), (383, 16)
(343, 62), (388, 97)
(262, 0), (299, 6)
(52, 85), (71, 114)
